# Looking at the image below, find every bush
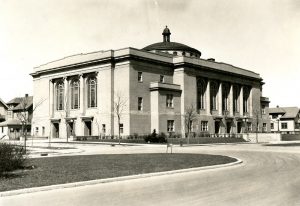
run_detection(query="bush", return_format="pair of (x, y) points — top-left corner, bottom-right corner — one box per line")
(0, 143), (27, 176)
(143, 131), (167, 143)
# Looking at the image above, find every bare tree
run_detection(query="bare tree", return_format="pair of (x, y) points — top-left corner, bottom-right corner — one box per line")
(16, 94), (45, 154)
(114, 91), (127, 144)
(183, 104), (197, 144)
(253, 109), (261, 143)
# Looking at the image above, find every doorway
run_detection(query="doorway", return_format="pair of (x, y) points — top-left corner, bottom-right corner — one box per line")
(67, 121), (74, 138)
(84, 121), (92, 136)
(52, 123), (59, 138)
(215, 121), (220, 134)
(237, 122), (242, 133)
(226, 122), (231, 133)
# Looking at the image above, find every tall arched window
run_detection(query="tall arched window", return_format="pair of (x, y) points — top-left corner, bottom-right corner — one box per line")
(56, 81), (64, 110)
(88, 77), (97, 108)
(197, 79), (206, 110)
(210, 82), (218, 110)
(71, 79), (80, 109)
(222, 83), (230, 112)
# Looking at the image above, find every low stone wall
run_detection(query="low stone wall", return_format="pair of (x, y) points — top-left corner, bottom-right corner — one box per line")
(244, 133), (282, 143)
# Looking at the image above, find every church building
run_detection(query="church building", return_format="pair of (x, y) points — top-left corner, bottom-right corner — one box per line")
(31, 27), (270, 139)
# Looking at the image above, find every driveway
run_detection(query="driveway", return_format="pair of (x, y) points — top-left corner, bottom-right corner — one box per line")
(1, 143), (300, 206)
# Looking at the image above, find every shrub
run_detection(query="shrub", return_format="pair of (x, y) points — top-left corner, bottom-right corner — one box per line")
(0, 143), (27, 176)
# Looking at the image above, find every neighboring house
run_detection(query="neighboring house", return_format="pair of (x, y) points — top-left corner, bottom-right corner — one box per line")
(0, 95), (33, 139)
(268, 107), (300, 134)
(0, 98), (8, 123)
(31, 26), (270, 139)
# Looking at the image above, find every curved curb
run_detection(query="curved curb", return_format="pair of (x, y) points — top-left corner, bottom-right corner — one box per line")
(0, 158), (243, 197)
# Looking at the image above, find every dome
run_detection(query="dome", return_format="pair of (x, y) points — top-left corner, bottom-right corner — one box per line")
(142, 26), (201, 58)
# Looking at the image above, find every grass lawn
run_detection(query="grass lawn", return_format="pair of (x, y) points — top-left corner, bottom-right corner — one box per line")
(0, 153), (236, 192)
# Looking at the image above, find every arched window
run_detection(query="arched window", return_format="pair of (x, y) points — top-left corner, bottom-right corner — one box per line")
(197, 79), (206, 110)
(222, 83), (230, 112)
(56, 81), (64, 110)
(210, 82), (218, 110)
(71, 79), (80, 109)
(88, 77), (97, 108)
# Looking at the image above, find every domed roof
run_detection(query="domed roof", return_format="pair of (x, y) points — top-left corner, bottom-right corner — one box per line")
(142, 26), (201, 57)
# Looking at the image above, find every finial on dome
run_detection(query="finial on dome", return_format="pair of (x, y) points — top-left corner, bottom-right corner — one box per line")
(162, 26), (171, 42)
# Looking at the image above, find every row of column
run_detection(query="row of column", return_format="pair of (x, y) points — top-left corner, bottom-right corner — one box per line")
(203, 80), (252, 117)
(49, 73), (98, 118)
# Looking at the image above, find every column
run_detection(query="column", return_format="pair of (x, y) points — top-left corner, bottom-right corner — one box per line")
(49, 79), (54, 118)
(229, 84), (233, 116)
(63, 77), (68, 112)
(206, 80), (210, 115)
(218, 82), (222, 115)
(249, 87), (253, 117)
(239, 86), (243, 116)
(79, 74), (85, 115)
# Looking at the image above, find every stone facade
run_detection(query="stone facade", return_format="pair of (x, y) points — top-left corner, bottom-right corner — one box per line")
(31, 29), (270, 139)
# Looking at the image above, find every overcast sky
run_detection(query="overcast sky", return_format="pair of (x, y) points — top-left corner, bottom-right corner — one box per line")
(0, 0), (299, 107)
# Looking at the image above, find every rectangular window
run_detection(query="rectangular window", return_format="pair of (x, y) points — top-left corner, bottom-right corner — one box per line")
(167, 120), (174, 132)
(1, 127), (3, 133)
(201, 121), (208, 131)
(271, 123), (274, 129)
(138, 72), (143, 82)
(138, 97), (143, 111)
(281, 122), (287, 129)
(166, 94), (173, 108)
(35, 127), (39, 136)
(42, 127), (45, 136)
(119, 123), (124, 134)
(160, 75), (165, 83)
(102, 124), (106, 134)
(262, 106), (266, 115)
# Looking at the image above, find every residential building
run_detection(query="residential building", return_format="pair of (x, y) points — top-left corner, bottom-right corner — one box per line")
(268, 106), (300, 134)
(31, 26), (270, 139)
(0, 95), (33, 139)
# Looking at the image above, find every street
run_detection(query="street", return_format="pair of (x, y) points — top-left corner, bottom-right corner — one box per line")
(1, 143), (300, 205)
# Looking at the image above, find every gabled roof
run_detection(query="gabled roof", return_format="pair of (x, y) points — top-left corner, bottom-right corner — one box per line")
(269, 107), (300, 119)
(12, 96), (33, 111)
(0, 119), (22, 126)
(0, 98), (8, 109)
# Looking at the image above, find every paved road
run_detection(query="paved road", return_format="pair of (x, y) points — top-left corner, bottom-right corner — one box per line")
(1, 144), (300, 206)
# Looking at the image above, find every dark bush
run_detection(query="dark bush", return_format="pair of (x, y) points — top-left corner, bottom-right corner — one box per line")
(0, 143), (27, 176)
(143, 131), (167, 143)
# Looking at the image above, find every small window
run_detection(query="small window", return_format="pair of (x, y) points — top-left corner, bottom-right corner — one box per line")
(1, 127), (3, 133)
(42, 127), (45, 136)
(119, 123), (124, 134)
(35, 127), (39, 136)
(166, 94), (173, 108)
(167, 120), (174, 132)
(271, 123), (274, 129)
(138, 97), (143, 111)
(138, 72), (143, 82)
(160, 75), (165, 83)
(201, 121), (208, 131)
(102, 124), (106, 134)
(281, 122), (287, 129)
(262, 106), (266, 115)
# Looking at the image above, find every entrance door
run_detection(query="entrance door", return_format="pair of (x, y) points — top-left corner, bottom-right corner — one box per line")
(237, 122), (242, 133)
(215, 121), (220, 134)
(226, 122), (231, 133)
(67, 122), (74, 138)
(53, 123), (59, 138)
(84, 121), (92, 136)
